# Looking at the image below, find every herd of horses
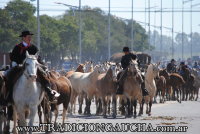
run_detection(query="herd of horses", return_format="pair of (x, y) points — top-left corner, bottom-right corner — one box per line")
(0, 52), (199, 134)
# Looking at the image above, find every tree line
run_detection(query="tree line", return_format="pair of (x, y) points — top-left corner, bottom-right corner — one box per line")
(0, 0), (150, 68)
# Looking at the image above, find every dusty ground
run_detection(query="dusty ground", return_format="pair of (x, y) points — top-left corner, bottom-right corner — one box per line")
(9, 95), (200, 134)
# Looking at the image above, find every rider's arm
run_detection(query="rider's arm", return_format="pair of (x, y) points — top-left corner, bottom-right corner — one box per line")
(121, 56), (127, 69)
(10, 45), (20, 64)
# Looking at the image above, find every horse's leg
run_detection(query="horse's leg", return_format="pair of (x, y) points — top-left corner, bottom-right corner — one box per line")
(38, 105), (42, 124)
(179, 88), (182, 103)
(120, 98), (126, 116)
(133, 99), (137, 118)
(112, 94), (117, 119)
(195, 88), (199, 101)
(127, 99), (131, 116)
(12, 107), (18, 134)
(78, 94), (83, 114)
(148, 100), (152, 116)
(54, 105), (59, 125)
(107, 97), (111, 115)
(88, 97), (92, 115)
(18, 112), (26, 134)
(182, 87), (185, 101)
(102, 97), (107, 118)
(95, 96), (99, 115)
(62, 107), (67, 125)
(138, 98), (144, 116)
(124, 98), (128, 118)
(28, 106), (37, 134)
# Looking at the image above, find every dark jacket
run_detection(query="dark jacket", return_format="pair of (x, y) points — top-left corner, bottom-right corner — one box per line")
(10, 42), (38, 64)
(166, 63), (176, 73)
(121, 53), (137, 70)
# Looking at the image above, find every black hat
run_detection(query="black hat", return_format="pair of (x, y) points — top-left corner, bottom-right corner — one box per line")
(19, 31), (34, 37)
(171, 59), (175, 62)
(123, 47), (130, 52)
(180, 62), (185, 65)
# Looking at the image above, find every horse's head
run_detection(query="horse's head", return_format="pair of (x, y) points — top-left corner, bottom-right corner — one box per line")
(108, 63), (118, 82)
(151, 63), (160, 77)
(76, 64), (85, 73)
(23, 51), (39, 81)
(159, 69), (169, 78)
(127, 60), (139, 76)
(93, 65), (103, 74)
(84, 61), (94, 72)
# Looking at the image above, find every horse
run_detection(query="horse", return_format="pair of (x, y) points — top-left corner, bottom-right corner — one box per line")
(65, 64), (84, 114)
(159, 69), (185, 102)
(65, 64), (84, 78)
(143, 63), (160, 116)
(68, 65), (102, 115)
(122, 60), (143, 118)
(180, 67), (195, 101)
(155, 75), (166, 103)
(12, 51), (44, 134)
(191, 69), (200, 101)
(47, 71), (72, 124)
(0, 72), (8, 134)
(96, 64), (118, 118)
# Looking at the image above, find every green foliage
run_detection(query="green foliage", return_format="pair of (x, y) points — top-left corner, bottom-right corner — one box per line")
(0, 0), (150, 67)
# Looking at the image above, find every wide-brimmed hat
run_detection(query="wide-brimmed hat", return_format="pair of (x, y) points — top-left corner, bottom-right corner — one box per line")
(123, 47), (130, 52)
(19, 31), (34, 37)
(171, 59), (175, 62)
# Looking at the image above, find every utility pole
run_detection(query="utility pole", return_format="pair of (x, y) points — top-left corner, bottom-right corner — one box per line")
(79, 0), (82, 63)
(131, 0), (134, 51)
(172, 0), (174, 59)
(37, 0), (40, 51)
(108, 0), (111, 60)
(160, 0), (163, 59)
(182, 0), (184, 60)
(148, 0), (150, 50)
(191, 1), (193, 58)
(145, 0), (146, 31)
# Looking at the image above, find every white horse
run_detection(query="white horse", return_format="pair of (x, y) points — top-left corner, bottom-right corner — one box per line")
(144, 63), (159, 116)
(68, 65), (102, 115)
(12, 51), (44, 134)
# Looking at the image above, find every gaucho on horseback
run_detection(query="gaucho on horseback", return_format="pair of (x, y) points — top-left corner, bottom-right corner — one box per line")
(116, 46), (149, 96)
(3, 30), (60, 104)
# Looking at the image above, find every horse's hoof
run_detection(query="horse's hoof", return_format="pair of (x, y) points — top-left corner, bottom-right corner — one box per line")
(103, 115), (107, 118)
(133, 114), (137, 118)
(148, 113), (151, 116)
(78, 110), (82, 114)
(112, 114), (116, 119)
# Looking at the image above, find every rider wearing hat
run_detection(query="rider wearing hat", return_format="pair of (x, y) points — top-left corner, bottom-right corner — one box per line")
(3, 30), (60, 104)
(166, 59), (177, 73)
(116, 46), (149, 96)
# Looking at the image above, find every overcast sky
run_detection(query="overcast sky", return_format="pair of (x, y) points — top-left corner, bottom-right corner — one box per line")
(1, 0), (200, 36)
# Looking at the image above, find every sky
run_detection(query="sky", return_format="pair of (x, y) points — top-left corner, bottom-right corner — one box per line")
(1, 0), (200, 36)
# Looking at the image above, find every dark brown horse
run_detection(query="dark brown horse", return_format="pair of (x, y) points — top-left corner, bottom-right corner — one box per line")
(180, 67), (195, 101)
(155, 75), (166, 103)
(38, 71), (72, 124)
(159, 69), (185, 103)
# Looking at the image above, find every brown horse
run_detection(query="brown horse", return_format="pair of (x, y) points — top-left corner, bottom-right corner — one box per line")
(191, 69), (200, 101)
(122, 60), (143, 118)
(180, 67), (195, 101)
(155, 75), (166, 103)
(96, 64), (117, 118)
(65, 64), (84, 78)
(159, 69), (185, 103)
(48, 71), (72, 124)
